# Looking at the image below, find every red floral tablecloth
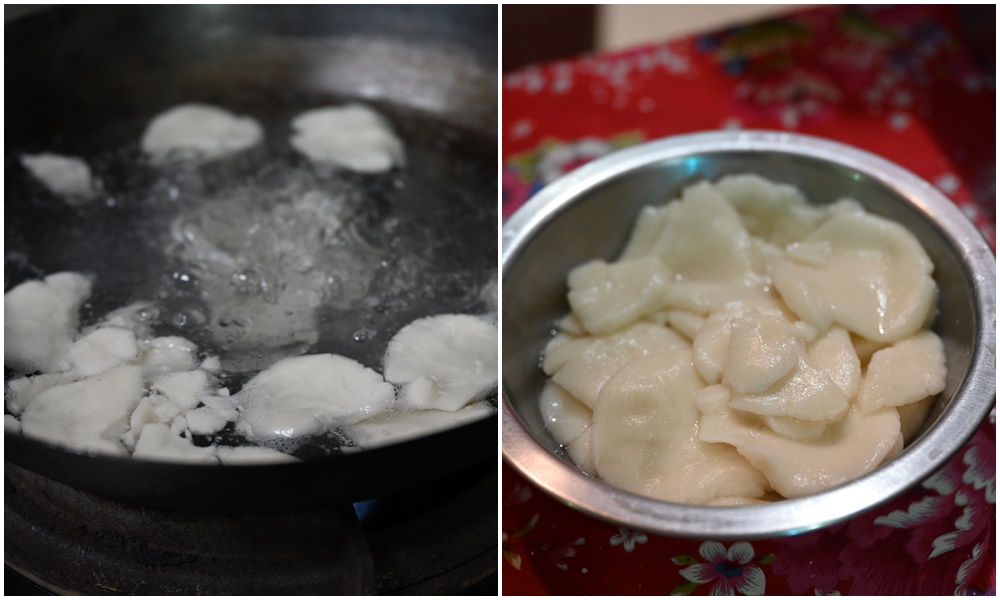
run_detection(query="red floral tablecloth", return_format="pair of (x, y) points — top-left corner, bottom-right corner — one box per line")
(501, 5), (995, 596)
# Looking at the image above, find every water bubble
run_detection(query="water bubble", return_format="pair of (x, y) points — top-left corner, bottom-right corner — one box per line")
(230, 270), (259, 294)
(352, 328), (376, 343)
(137, 307), (159, 322)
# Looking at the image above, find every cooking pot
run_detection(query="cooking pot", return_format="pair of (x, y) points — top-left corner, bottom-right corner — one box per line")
(4, 5), (498, 513)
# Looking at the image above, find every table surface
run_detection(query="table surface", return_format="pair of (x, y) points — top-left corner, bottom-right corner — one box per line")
(501, 5), (995, 596)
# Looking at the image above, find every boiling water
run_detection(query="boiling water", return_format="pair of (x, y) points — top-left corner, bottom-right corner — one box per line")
(4, 99), (497, 455)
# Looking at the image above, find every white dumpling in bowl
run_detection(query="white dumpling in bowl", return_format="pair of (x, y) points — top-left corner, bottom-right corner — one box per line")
(856, 330), (947, 414)
(543, 321), (689, 410)
(567, 255), (673, 336)
(537, 380), (592, 447)
(592, 350), (770, 505)
(697, 384), (902, 499)
(770, 209), (937, 343)
(621, 181), (754, 282)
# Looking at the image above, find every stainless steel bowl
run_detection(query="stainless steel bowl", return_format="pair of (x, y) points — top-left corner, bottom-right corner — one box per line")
(501, 130), (996, 539)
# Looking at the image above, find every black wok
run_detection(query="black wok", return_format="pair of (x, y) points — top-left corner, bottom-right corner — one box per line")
(4, 5), (498, 513)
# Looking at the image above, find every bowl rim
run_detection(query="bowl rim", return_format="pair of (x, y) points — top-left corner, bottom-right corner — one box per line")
(501, 129), (997, 539)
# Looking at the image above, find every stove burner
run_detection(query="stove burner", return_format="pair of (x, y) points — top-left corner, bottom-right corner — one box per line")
(5, 462), (495, 595)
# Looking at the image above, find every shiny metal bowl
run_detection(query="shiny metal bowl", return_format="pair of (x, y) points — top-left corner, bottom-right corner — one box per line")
(501, 130), (996, 539)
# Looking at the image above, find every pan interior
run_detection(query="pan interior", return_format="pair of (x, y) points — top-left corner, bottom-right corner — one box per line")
(4, 6), (498, 461)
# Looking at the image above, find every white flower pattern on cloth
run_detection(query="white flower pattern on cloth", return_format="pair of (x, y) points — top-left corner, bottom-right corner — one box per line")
(535, 138), (614, 185)
(609, 527), (648, 553)
(673, 541), (769, 595)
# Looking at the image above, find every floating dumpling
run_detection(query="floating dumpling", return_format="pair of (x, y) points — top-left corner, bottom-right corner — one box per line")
(289, 103), (405, 173)
(234, 354), (395, 443)
(4, 272), (92, 373)
(384, 314), (497, 412)
(20, 153), (100, 203)
(141, 103), (263, 162)
(19, 365), (145, 456)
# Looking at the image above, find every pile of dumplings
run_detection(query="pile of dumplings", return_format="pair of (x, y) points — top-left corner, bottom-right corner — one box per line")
(539, 175), (947, 505)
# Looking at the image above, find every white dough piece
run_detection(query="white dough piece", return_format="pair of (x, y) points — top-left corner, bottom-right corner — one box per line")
(4, 272), (92, 373)
(141, 103), (263, 162)
(5, 373), (75, 417)
(538, 380), (592, 446)
(20, 153), (100, 202)
(200, 393), (240, 421)
(59, 326), (139, 377)
(592, 351), (770, 504)
(142, 336), (199, 374)
(698, 386), (901, 499)
(660, 278), (774, 315)
(691, 301), (793, 386)
(729, 359), (849, 423)
(557, 313), (588, 337)
(663, 310), (705, 341)
(383, 314), (498, 412)
(132, 423), (219, 464)
(722, 313), (802, 395)
(621, 181), (754, 282)
(289, 103), (405, 173)
(122, 394), (180, 451)
(19, 366), (145, 456)
(728, 327), (859, 423)
(543, 321), (689, 409)
(770, 210), (936, 343)
(200, 355), (223, 373)
(761, 415), (830, 442)
(235, 354), (395, 442)
(856, 331), (947, 414)
(215, 445), (300, 464)
(715, 173), (822, 245)
(184, 406), (232, 436)
(808, 327), (862, 399)
(151, 369), (210, 410)
(566, 425), (595, 473)
(567, 255), (672, 335)
(345, 402), (493, 448)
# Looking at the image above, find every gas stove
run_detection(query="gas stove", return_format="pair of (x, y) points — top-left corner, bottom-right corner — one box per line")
(5, 461), (496, 595)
